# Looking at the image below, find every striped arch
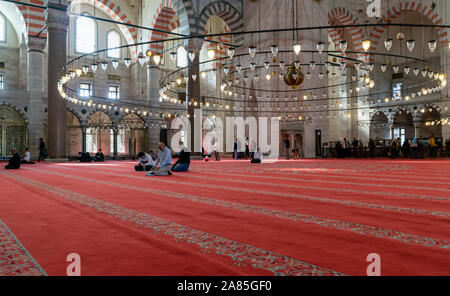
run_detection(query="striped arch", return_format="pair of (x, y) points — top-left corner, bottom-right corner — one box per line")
(205, 25), (232, 68)
(11, 0), (46, 38)
(173, 0), (195, 36)
(371, 1), (448, 50)
(149, 0), (180, 54)
(198, 1), (244, 47)
(71, 0), (137, 59)
(328, 7), (366, 61)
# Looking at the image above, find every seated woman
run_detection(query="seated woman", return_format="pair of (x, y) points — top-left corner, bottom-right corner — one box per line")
(172, 140), (190, 172)
(5, 148), (21, 169)
(135, 152), (154, 171)
(94, 149), (105, 162)
(251, 146), (263, 163)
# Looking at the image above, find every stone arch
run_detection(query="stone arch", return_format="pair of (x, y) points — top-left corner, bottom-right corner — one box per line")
(86, 110), (114, 128)
(371, 1), (448, 49)
(328, 7), (365, 61)
(0, 102), (28, 124)
(118, 113), (148, 155)
(173, 0), (195, 37)
(0, 1), (29, 42)
(393, 110), (415, 141)
(370, 111), (389, 140)
(149, 2), (179, 54)
(198, 1), (243, 47)
(70, 0), (137, 59)
(0, 104), (28, 157)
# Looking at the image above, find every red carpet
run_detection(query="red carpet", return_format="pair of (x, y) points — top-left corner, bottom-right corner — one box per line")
(0, 159), (449, 276)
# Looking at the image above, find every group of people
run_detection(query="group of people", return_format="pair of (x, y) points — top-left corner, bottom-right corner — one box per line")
(135, 141), (191, 176)
(77, 149), (105, 162)
(231, 137), (263, 163)
(4, 138), (47, 170)
(334, 135), (450, 159)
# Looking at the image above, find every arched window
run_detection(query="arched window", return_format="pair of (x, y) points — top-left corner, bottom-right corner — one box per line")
(0, 13), (6, 42)
(106, 30), (121, 58)
(176, 46), (187, 68)
(75, 13), (96, 53)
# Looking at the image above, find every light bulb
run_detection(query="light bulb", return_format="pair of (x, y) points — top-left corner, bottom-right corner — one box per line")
(293, 43), (301, 55)
(201, 71), (206, 79)
(170, 52), (177, 62)
(223, 67), (229, 75)
(354, 62), (361, 70)
(112, 59), (119, 69)
(75, 68), (82, 77)
(317, 42), (325, 54)
(404, 66), (410, 74)
(145, 50), (152, 57)
(176, 77), (182, 86)
(339, 40), (347, 53)
(82, 65), (89, 73)
(250, 63), (256, 71)
(428, 40), (437, 52)
(124, 58), (131, 68)
(271, 44), (279, 56)
(393, 65), (399, 73)
(227, 47), (235, 59)
(188, 51), (196, 62)
(406, 39), (415, 51)
(265, 73), (271, 80)
(384, 38), (393, 51)
(101, 61), (108, 70)
(264, 62), (270, 70)
(279, 61), (285, 70)
(91, 63), (98, 72)
(381, 64), (387, 72)
(362, 39), (371, 51)
(310, 61), (316, 70)
(249, 46), (257, 58)
(207, 48), (215, 59)
(413, 68), (419, 76)
(191, 74), (197, 81)
(153, 54), (161, 65)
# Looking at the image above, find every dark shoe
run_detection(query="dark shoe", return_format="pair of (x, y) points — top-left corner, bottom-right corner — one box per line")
(167, 171), (172, 175)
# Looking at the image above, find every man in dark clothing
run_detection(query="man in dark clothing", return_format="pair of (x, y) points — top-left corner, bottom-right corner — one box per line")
(233, 139), (239, 160)
(38, 138), (46, 162)
(351, 137), (358, 158)
(78, 152), (92, 162)
(172, 141), (190, 172)
(94, 149), (105, 162)
(368, 138), (375, 158)
(5, 148), (21, 169)
(283, 135), (291, 159)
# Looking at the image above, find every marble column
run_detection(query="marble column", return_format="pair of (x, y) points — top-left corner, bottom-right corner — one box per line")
(113, 128), (118, 157)
(185, 40), (202, 152)
(46, 1), (69, 159)
(147, 62), (161, 151)
(82, 128), (87, 153)
(27, 36), (46, 158)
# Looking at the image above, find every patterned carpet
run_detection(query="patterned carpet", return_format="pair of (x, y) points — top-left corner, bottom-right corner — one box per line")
(0, 159), (449, 276)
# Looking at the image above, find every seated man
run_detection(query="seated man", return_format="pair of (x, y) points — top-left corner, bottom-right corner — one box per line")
(135, 152), (154, 171)
(146, 142), (172, 176)
(21, 148), (34, 164)
(94, 149), (105, 162)
(172, 140), (190, 172)
(5, 148), (21, 169)
(78, 152), (92, 162)
(251, 146), (263, 163)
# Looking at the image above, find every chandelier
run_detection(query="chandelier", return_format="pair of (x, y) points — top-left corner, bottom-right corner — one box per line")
(283, 65), (304, 90)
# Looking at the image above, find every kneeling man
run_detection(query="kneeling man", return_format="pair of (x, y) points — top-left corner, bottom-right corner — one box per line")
(146, 142), (172, 176)
(172, 140), (190, 172)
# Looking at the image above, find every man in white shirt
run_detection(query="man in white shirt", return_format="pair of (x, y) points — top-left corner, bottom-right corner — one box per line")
(21, 148), (33, 164)
(251, 146), (263, 163)
(135, 152), (154, 171)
